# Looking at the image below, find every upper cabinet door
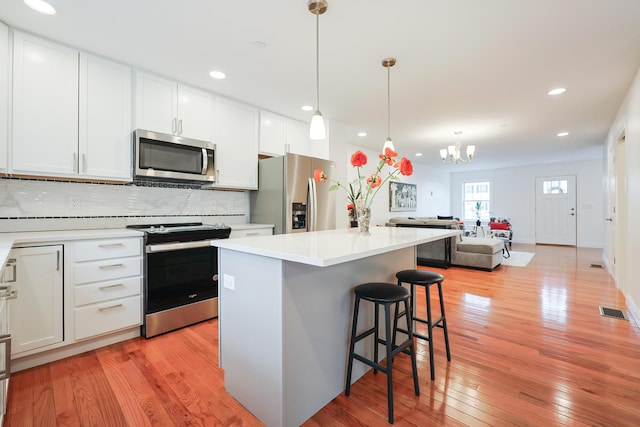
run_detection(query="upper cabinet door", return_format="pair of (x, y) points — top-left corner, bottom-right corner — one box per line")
(135, 72), (212, 141)
(79, 53), (133, 181)
(177, 84), (213, 141)
(214, 97), (259, 189)
(12, 31), (79, 175)
(285, 119), (310, 156)
(135, 71), (177, 135)
(259, 110), (286, 156)
(0, 22), (8, 172)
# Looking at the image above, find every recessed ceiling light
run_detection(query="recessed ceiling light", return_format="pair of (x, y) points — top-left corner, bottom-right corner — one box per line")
(209, 70), (226, 80)
(253, 41), (266, 49)
(357, 132), (367, 137)
(23, 0), (56, 15)
(548, 87), (566, 96)
(557, 132), (569, 137)
(415, 153), (423, 157)
(301, 105), (314, 112)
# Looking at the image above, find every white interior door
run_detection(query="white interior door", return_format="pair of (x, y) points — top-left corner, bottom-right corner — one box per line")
(606, 144), (617, 276)
(535, 175), (577, 245)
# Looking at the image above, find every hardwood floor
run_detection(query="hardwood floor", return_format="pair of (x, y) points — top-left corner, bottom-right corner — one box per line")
(6, 244), (640, 426)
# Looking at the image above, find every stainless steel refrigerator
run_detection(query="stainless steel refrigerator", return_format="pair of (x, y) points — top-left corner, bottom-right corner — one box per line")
(250, 153), (336, 234)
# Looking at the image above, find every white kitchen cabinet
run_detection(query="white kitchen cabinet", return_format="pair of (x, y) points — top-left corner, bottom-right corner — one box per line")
(79, 53), (133, 181)
(258, 111), (330, 160)
(6, 245), (63, 357)
(213, 97), (259, 189)
(12, 31), (79, 176)
(287, 118), (330, 160)
(0, 297), (8, 427)
(229, 226), (274, 239)
(259, 110), (287, 156)
(135, 71), (213, 141)
(0, 22), (8, 172)
(12, 32), (133, 181)
(71, 237), (142, 341)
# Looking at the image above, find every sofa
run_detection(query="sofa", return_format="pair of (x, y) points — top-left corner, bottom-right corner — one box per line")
(386, 217), (504, 271)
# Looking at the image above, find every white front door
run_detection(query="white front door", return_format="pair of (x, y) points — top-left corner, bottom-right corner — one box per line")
(535, 175), (577, 245)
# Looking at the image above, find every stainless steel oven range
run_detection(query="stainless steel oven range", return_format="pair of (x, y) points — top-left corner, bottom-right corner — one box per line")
(127, 222), (231, 338)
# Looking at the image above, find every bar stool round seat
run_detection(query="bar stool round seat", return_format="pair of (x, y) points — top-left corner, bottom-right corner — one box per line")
(345, 282), (420, 424)
(396, 269), (444, 286)
(394, 269), (451, 381)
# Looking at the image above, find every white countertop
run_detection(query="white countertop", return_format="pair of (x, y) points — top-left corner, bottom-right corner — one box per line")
(214, 226), (460, 267)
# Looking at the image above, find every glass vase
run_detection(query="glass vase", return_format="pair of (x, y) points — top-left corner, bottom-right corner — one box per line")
(355, 199), (371, 236)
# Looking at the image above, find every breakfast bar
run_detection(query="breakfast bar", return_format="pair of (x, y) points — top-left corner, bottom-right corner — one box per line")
(214, 226), (460, 427)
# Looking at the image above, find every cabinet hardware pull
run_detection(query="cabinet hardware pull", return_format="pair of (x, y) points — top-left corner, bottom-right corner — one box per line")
(82, 153), (87, 173)
(98, 243), (124, 248)
(57, 250), (60, 271)
(246, 232), (259, 236)
(99, 263), (124, 269)
(99, 283), (124, 290)
(99, 304), (123, 312)
(0, 334), (11, 380)
(73, 152), (78, 173)
(172, 118), (177, 134)
(2, 259), (16, 283)
(178, 119), (183, 135)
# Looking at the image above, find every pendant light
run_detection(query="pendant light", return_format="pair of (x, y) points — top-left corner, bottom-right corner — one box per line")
(382, 58), (396, 152)
(308, 0), (328, 140)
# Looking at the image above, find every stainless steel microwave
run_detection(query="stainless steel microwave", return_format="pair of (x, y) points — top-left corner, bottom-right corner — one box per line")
(134, 129), (216, 182)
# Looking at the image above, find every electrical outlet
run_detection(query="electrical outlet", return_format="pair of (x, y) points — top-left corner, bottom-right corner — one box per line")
(223, 274), (236, 291)
(68, 196), (81, 209)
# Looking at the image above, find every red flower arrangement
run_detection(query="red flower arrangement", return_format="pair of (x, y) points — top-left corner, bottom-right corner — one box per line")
(314, 147), (413, 211)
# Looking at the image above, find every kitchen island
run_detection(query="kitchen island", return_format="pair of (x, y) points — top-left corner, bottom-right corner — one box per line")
(214, 226), (460, 427)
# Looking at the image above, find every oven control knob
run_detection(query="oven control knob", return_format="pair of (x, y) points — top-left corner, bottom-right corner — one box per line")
(212, 274), (218, 282)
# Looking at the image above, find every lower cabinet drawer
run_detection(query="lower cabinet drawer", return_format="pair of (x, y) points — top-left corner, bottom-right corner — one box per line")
(75, 276), (141, 306)
(74, 295), (141, 340)
(229, 227), (273, 238)
(74, 257), (141, 285)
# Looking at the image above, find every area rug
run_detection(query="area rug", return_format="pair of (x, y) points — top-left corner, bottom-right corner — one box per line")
(501, 251), (535, 267)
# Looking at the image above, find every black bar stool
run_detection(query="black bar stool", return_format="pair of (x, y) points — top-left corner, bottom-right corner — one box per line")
(345, 282), (420, 424)
(393, 269), (451, 380)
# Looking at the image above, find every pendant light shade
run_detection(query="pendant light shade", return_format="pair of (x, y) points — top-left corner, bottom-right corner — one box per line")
(382, 58), (396, 152)
(308, 0), (328, 140)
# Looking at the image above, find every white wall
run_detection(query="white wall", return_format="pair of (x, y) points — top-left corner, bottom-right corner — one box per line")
(449, 159), (604, 247)
(338, 144), (450, 228)
(604, 66), (640, 324)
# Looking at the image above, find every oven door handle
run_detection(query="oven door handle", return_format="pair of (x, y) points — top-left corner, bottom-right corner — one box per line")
(146, 240), (213, 253)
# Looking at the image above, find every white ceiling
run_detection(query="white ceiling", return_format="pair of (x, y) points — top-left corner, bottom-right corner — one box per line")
(2, 0), (640, 171)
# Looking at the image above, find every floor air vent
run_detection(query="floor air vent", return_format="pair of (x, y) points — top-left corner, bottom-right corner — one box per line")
(599, 306), (628, 320)
(590, 263), (604, 269)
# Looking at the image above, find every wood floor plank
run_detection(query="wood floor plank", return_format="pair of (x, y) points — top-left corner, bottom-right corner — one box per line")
(6, 244), (640, 426)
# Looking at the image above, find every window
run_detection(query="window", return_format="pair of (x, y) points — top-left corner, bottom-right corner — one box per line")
(543, 179), (567, 194)
(463, 181), (491, 221)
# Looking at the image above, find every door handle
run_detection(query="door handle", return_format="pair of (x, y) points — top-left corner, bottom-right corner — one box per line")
(605, 217), (613, 222)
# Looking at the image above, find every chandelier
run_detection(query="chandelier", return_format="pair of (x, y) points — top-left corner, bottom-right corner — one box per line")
(440, 131), (475, 164)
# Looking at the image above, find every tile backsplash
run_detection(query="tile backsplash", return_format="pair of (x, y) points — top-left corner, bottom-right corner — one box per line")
(0, 178), (249, 232)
